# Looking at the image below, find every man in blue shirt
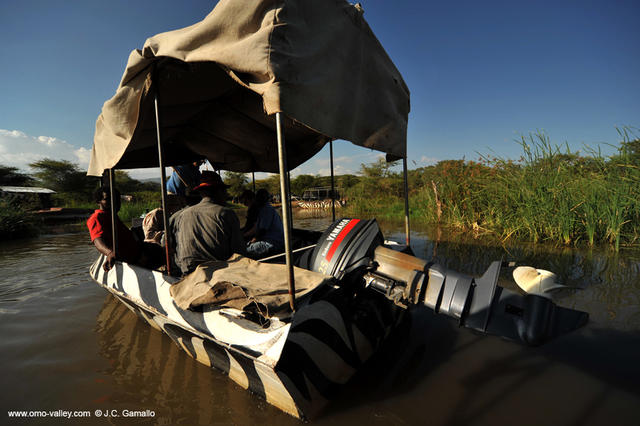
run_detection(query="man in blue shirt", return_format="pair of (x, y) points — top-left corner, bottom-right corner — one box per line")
(166, 161), (203, 196)
(245, 189), (284, 258)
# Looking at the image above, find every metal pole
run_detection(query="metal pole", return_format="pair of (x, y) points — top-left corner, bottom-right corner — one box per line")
(329, 140), (336, 222)
(287, 170), (293, 229)
(252, 172), (256, 193)
(108, 168), (118, 259)
(403, 156), (410, 246)
(276, 112), (296, 312)
(154, 91), (172, 275)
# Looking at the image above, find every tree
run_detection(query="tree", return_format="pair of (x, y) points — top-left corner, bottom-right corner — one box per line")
(359, 157), (399, 178)
(255, 174), (281, 197)
(29, 159), (94, 193)
(115, 171), (159, 193)
(290, 174), (316, 195)
(223, 171), (249, 199)
(338, 174), (360, 190)
(0, 165), (35, 186)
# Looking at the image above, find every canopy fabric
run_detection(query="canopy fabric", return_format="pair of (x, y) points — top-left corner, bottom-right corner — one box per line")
(88, 0), (410, 177)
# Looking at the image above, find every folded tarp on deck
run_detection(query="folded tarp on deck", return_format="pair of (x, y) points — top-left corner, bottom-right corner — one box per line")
(170, 254), (333, 317)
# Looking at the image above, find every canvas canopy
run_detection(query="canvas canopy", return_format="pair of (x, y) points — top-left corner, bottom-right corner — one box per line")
(87, 0), (410, 177)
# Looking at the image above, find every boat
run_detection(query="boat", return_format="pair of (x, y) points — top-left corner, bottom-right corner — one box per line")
(86, 0), (588, 420)
(34, 207), (94, 225)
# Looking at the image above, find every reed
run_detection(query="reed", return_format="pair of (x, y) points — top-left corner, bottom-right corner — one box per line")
(345, 129), (640, 249)
(118, 200), (159, 226)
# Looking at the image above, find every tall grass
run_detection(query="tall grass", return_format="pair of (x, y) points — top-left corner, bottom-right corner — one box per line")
(118, 200), (158, 226)
(345, 129), (640, 250)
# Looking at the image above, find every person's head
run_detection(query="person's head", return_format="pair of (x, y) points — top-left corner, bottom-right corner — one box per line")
(239, 189), (255, 207)
(94, 185), (121, 212)
(255, 188), (271, 206)
(193, 171), (230, 203)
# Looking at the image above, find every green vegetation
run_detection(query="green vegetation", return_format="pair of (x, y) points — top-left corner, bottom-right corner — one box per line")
(223, 171), (250, 199)
(2, 129), (638, 249)
(0, 165), (35, 186)
(0, 198), (40, 240)
(344, 129), (640, 250)
(0, 160), (161, 237)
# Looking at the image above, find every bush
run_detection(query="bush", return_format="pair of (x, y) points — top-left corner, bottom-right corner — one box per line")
(0, 198), (40, 240)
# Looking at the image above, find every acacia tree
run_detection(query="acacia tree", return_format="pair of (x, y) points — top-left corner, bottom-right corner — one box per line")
(223, 171), (249, 199)
(0, 165), (35, 186)
(28, 159), (93, 193)
(115, 171), (159, 193)
(254, 174), (281, 197)
(290, 174), (316, 196)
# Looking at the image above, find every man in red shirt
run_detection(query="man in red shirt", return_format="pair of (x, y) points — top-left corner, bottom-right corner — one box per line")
(87, 186), (145, 271)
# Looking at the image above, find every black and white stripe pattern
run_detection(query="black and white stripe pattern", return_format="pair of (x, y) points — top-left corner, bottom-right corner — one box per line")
(89, 255), (404, 419)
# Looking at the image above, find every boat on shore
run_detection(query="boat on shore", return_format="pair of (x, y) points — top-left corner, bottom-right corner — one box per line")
(34, 207), (94, 225)
(86, 0), (588, 419)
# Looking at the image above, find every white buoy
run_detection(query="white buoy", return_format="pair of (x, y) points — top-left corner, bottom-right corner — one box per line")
(513, 266), (566, 298)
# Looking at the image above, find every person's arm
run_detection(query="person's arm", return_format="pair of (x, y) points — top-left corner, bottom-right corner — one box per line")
(243, 223), (257, 240)
(250, 206), (270, 242)
(93, 236), (116, 271)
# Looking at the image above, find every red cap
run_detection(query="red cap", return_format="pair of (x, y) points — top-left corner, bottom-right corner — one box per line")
(193, 171), (230, 191)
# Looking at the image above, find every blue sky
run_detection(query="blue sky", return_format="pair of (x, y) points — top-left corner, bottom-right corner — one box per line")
(1, 0), (638, 179)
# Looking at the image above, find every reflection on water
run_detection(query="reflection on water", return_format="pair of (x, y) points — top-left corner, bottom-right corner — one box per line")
(1, 214), (639, 425)
(93, 297), (297, 425)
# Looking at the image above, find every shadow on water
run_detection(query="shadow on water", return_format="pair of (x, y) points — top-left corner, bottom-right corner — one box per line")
(318, 217), (640, 424)
(321, 312), (640, 425)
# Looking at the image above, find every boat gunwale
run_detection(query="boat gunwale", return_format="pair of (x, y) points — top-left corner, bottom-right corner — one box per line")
(89, 255), (293, 364)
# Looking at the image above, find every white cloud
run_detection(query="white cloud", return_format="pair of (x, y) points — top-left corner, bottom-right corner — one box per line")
(419, 155), (439, 165)
(0, 129), (91, 173)
(294, 151), (382, 176)
(316, 164), (351, 176)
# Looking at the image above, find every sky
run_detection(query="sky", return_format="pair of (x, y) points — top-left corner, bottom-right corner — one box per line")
(1, 0), (639, 180)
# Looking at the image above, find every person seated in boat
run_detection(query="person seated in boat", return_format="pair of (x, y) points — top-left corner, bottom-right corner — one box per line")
(166, 160), (203, 197)
(87, 186), (163, 271)
(244, 189), (285, 259)
(169, 171), (246, 275)
(239, 189), (259, 236)
(142, 195), (186, 245)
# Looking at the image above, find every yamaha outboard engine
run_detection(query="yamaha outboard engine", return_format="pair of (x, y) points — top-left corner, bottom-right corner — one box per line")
(309, 218), (588, 346)
(309, 218), (383, 280)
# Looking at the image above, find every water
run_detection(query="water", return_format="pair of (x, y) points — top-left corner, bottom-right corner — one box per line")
(1, 214), (639, 425)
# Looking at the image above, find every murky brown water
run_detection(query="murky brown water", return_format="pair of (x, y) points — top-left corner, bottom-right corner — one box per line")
(1, 212), (639, 425)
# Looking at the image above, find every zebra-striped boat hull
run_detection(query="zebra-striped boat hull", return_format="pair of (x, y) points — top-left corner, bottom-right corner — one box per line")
(89, 255), (404, 419)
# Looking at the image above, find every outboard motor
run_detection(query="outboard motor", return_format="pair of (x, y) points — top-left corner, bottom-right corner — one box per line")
(308, 218), (383, 280)
(310, 219), (588, 346)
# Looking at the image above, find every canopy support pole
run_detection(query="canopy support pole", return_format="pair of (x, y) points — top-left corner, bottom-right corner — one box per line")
(154, 91), (172, 275)
(330, 140), (336, 222)
(276, 112), (296, 312)
(108, 168), (118, 259)
(252, 172), (256, 193)
(287, 170), (293, 228)
(403, 156), (410, 246)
